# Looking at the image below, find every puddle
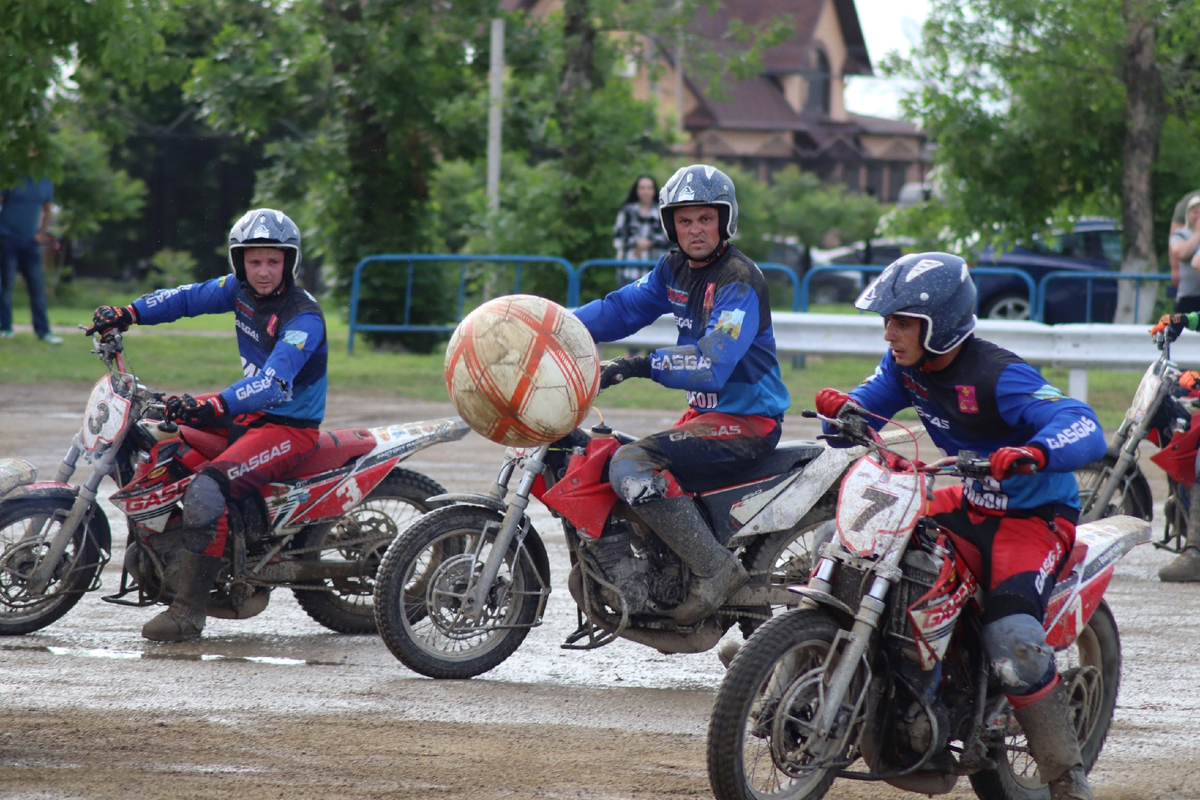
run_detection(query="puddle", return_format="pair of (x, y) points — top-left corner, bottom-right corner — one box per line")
(16, 644), (342, 667)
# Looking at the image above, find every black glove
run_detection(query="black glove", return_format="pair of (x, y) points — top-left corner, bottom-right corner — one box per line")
(599, 356), (652, 389)
(86, 305), (137, 336)
(165, 394), (226, 428)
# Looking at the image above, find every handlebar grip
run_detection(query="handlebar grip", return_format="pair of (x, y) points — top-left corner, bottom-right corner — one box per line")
(801, 410), (818, 418)
(158, 421), (179, 434)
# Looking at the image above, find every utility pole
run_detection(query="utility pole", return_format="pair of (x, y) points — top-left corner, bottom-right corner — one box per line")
(487, 17), (505, 215)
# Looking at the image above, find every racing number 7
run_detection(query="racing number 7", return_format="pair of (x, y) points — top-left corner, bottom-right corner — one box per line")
(850, 486), (899, 532)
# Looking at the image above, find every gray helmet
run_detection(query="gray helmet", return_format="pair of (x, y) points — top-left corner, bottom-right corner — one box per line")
(659, 164), (738, 244)
(855, 252), (977, 354)
(228, 208), (302, 284)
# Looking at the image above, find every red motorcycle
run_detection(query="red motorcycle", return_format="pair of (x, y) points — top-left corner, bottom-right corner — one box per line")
(706, 409), (1149, 800)
(372, 413), (917, 679)
(0, 329), (469, 635)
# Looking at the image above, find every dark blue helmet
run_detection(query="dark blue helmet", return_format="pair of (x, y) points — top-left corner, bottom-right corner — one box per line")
(855, 252), (976, 354)
(228, 208), (303, 284)
(659, 164), (738, 244)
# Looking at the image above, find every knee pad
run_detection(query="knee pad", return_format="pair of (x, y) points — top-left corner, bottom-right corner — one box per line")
(609, 448), (666, 506)
(181, 471), (228, 532)
(982, 614), (1056, 695)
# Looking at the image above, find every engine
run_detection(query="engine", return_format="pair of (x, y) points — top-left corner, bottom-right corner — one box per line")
(579, 515), (686, 615)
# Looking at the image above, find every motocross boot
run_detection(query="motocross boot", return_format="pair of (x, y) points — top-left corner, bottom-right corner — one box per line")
(1011, 680), (1093, 800)
(1159, 482), (1200, 582)
(141, 550), (224, 642)
(632, 495), (748, 626)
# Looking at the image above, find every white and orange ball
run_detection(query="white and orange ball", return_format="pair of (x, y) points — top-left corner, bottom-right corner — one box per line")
(445, 294), (600, 447)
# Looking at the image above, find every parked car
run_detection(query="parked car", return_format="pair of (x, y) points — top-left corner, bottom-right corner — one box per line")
(972, 218), (1124, 323)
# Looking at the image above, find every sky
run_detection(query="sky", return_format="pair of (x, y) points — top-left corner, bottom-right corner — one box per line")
(842, 0), (931, 121)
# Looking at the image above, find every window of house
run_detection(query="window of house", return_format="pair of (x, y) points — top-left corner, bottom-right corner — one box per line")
(805, 50), (831, 115)
(887, 163), (908, 202)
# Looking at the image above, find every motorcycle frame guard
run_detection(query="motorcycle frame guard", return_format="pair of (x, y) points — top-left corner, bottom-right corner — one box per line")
(541, 437), (621, 538)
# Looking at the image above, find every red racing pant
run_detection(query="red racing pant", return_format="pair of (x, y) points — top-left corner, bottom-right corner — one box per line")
(189, 410), (319, 556)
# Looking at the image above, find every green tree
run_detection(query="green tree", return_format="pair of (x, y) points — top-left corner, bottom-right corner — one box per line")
(188, 0), (496, 351)
(0, 0), (165, 186)
(51, 123), (147, 246)
(890, 0), (1200, 322)
(767, 166), (882, 270)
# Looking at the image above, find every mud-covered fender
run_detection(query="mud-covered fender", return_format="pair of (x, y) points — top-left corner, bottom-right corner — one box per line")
(0, 481), (113, 553)
(425, 494), (551, 589)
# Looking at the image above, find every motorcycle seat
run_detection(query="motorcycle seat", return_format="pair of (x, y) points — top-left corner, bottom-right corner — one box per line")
(178, 426), (378, 477)
(687, 440), (827, 495)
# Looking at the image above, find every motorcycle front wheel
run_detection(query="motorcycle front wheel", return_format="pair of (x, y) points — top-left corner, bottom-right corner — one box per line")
(1075, 455), (1153, 522)
(373, 504), (543, 679)
(292, 468), (447, 634)
(0, 499), (107, 634)
(969, 600), (1121, 800)
(707, 608), (849, 800)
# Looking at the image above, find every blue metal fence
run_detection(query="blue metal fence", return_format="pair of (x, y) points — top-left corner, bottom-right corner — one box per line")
(1035, 271), (1170, 324)
(799, 265), (1037, 318)
(347, 254), (577, 354)
(346, 254), (1167, 354)
(576, 258), (800, 310)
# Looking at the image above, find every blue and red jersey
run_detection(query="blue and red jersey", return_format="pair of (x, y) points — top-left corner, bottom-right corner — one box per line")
(575, 245), (789, 419)
(133, 276), (327, 425)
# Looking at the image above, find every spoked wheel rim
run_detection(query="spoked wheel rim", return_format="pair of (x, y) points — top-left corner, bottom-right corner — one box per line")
(999, 623), (1107, 788)
(398, 528), (528, 663)
(986, 296), (1031, 320)
(0, 512), (82, 618)
(739, 638), (840, 797)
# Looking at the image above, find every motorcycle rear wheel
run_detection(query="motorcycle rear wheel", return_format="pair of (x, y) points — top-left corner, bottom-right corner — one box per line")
(969, 600), (1121, 800)
(292, 468), (446, 634)
(0, 499), (106, 634)
(373, 504), (542, 679)
(708, 608), (847, 800)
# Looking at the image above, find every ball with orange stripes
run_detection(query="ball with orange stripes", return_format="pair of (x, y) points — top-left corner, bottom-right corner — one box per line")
(445, 295), (600, 447)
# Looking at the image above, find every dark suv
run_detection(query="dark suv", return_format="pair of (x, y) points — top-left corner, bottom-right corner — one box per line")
(972, 218), (1123, 323)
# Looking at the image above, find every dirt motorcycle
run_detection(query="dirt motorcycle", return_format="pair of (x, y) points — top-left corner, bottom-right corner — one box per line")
(706, 408), (1149, 800)
(1075, 329), (1196, 554)
(372, 404), (920, 680)
(0, 328), (470, 636)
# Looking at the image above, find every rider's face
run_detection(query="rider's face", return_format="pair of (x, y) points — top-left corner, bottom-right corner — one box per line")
(883, 314), (925, 367)
(674, 206), (721, 264)
(243, 248), (286, 295)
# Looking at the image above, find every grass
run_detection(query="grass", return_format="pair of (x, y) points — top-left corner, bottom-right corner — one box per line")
(1, 277), (1144, 431)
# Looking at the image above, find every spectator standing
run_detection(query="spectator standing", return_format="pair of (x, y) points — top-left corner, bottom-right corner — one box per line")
(612, 174), (670, 286)
(1171, 196), (1200, 313)
(0, 176), (60, 343)
(1169, 189), (1200, 291)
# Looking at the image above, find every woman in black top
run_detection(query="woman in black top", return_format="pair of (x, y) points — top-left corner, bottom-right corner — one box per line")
(612, 174), (670, 286)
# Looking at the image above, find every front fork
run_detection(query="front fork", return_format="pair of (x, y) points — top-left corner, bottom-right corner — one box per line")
(1081, 398), (1152, 523)
(462, 446), (548, 623)
(25, 433), (113, 594)
(798, 558), (894, 752)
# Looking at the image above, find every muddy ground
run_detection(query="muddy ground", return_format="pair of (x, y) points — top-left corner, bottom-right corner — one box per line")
(1, 381), (1199, 799)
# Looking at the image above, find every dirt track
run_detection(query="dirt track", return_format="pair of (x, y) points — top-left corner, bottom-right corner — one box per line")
(1, 382), (1200, 799)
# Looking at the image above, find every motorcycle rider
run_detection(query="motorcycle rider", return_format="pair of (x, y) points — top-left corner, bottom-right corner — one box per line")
(1149, 311), (1200, 581)
(85, 209), (327, 642)
(573, 164), (790, 625)
(816, 253), (1106, 800)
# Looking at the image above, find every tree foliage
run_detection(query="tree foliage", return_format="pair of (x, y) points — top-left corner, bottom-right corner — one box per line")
(887, 0), (1200, 248)
(0, 0), (165, 186)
